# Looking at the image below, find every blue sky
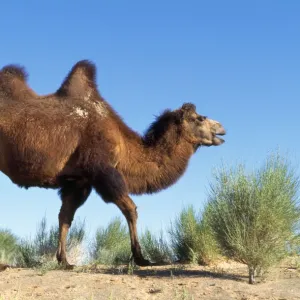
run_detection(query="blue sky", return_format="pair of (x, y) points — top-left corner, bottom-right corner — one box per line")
(1, 0), (299, 239)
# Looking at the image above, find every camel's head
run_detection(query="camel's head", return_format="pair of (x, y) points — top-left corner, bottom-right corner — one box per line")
(178, 103), (226, 149)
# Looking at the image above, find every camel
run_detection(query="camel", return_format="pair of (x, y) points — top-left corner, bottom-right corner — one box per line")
(0, 60), (226, 267)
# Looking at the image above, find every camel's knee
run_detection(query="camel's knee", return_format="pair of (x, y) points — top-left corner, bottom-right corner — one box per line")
(124, 204), (138, 222)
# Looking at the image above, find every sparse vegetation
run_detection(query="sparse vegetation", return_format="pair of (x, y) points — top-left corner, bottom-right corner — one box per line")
(16, 216), (86, 268)
(0, 229), (19, 265)
(169, 205), (219, 265)
(206, 153), (300, 283)
(91, 217), (131, 265)
(140, 229), (173, 264)
(175, 287), (195, 300)
(1, 152), (299, 288)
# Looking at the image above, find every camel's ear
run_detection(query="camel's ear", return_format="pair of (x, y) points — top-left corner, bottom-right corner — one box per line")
(56, 60), (97, 100)
(1, 65), (28, 82)
(178, 103), (196, 120)
(181, 103), (196, 113)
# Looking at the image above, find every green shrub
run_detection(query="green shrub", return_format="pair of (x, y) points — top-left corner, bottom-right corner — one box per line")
(17, 216), (86, 268)
(207, 153), (300, 283)
(17, 242), (41, 268)
(140, 229), (173, 263)
(196, 209), (220, 265)
(91, 217), (131, 265)
(169, 205), (219, 265)
(0, 229), (19, 265)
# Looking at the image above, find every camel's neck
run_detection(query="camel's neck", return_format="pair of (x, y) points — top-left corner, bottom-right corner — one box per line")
(117, 126), (194, 195)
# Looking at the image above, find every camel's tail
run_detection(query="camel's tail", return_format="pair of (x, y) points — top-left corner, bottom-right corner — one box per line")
(0, 64), (36, 100)
(56, 60), (98, 101)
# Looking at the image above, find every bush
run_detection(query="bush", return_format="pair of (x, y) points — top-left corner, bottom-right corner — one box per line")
(140, 229), (173, 264)
(196, 208), (221, 265)
(17, 216), (86, 268)
(169, 205), (219, 265)
(91, 217), (131, 265)
(0, 229), (20, 265)
(17, 242), (41, 268)
(207, 153), (300, 283)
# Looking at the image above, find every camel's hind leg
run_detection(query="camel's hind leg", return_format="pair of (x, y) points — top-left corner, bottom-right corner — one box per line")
(92, 166), (150, 266)
(56, 180), (92, 268)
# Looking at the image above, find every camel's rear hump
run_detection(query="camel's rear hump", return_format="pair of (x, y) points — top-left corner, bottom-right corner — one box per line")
(0, 64), (36, 100)
(1, 65), (28, 82)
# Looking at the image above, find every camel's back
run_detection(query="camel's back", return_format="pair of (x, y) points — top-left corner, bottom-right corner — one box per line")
(0, 92), (119, 186)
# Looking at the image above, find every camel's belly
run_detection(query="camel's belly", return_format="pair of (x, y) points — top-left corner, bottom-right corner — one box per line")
(0, 135), (70, 188)
(1, 154), (63, 188)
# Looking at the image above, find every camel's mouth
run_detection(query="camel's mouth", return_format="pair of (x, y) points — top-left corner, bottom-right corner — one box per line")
(213, 128), (226, 145)
(213, 136), (225, 145)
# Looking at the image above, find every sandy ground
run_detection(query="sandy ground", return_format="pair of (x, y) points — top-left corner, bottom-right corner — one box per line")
(1, 259), (300, 300)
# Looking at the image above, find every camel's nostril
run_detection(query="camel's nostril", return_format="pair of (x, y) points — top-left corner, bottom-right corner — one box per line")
(216, 127), (226, 136)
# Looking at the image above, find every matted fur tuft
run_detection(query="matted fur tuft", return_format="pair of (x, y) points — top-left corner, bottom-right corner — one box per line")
(143, 110), (181, 145)
(1, 65), (28, 82)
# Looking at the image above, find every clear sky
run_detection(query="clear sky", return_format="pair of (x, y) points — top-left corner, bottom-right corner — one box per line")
(1, 0), (299, 240)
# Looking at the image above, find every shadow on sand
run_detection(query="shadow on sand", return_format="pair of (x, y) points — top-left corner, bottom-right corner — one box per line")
(76, 263), (247, 282)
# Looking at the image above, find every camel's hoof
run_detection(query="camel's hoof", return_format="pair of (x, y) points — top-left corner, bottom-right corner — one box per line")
(134, 257), (151, 267)
(58, 261), (75, 270)
(63, 264), (75, 270)
(0, 264), (10, 272)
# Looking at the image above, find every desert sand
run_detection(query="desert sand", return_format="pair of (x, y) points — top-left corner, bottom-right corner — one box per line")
(1, 260), (300, 300)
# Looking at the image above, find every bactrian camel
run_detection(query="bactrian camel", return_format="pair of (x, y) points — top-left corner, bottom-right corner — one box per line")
(0, 60), (226, 267)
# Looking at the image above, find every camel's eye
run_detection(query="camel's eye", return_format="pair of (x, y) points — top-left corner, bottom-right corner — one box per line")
(197, 116), (207, 122)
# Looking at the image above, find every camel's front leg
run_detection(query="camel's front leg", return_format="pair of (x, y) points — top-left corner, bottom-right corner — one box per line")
(115, 195), (151, 266)
(92, 166), (150, 266)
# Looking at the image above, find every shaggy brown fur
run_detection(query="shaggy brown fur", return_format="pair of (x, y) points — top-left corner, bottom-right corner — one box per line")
(0, 60), (226, 267)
